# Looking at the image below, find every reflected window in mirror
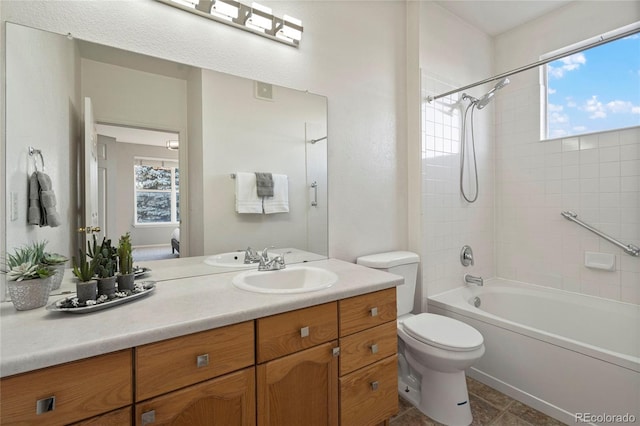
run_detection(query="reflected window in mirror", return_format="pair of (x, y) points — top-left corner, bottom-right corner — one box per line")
(134, 159), (180, 225)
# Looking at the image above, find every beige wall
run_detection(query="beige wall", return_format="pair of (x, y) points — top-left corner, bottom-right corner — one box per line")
(5, 22), (80, 259)
(1, 0), (409, 265)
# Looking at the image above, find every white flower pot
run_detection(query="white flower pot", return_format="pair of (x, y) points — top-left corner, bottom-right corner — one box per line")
(7, 277), (53, 311)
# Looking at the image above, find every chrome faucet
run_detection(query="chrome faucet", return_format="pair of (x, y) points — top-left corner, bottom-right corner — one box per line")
(240, 247), (261, 264)
(258, 247), (286, 271)
(464, 274), (483, 286)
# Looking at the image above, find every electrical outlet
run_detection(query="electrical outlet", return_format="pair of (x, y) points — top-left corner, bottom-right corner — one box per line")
(10, 192), (18, 221)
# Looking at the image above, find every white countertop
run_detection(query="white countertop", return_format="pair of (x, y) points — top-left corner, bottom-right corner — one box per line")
(0, 258), (402, 377)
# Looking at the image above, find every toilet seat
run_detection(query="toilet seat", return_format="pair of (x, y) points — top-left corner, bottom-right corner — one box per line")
(401, 313), (483, 352)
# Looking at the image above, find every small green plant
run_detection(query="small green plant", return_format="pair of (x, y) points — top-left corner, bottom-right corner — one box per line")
(42, 252), (69, 266)
(118, 232), (133, 275)
(2, 242), (54, 282)
(72, 249), (98, 282)
(87, 235), (118, 278)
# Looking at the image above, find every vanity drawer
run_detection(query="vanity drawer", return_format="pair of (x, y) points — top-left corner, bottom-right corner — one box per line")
(257, 302), (338, 363)
(339, 355), (398, 426)
(136, 321), (254, 401)
(339, 321), (397, 375)
(339, 288), (396, 336)
(0, 350), (132, 425)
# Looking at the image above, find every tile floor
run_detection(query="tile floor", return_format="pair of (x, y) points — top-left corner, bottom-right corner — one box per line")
(390, 376), (567, 426)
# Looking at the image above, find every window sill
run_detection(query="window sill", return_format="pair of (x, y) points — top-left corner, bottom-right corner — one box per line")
(133, 223), (179, 228)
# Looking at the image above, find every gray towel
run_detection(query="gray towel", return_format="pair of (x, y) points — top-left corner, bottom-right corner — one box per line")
(255, 172), (274, 197)
(27, 171), (61, 227)
(28, 172), (41, 225)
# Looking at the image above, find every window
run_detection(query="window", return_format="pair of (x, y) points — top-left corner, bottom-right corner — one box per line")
(545, 31), (640, 139)
(134, 158), (180, 225)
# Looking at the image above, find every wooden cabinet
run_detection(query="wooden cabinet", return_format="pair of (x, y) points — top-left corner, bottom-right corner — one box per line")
(0, 350), (132, 425)
(135, 367), (255, 426)
(339, 288), (398, 426)
(1, 286), (398, 426)
(136, 321), (254, 401)
(69, 407), (132, 426)
(256, 302), (339, 426)
(134, 321), (255, 426)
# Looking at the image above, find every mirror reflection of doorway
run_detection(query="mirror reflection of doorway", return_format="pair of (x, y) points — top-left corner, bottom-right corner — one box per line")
(95, 123), (181, 262)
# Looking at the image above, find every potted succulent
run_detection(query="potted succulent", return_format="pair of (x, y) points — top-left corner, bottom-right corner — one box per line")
(88, 235), (118, 298)
(72, 248), (98, 303)
(2, 242), (55, 311)
(117, 232), (135, 292)
(42, 248), (69, 291)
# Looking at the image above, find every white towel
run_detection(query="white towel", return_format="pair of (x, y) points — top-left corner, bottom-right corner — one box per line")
(264, 174), (289, 214)
(235, 172), (263, 214)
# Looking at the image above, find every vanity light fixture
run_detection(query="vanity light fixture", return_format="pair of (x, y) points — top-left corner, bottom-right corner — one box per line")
(166, 140), (180, 151)
(156, 0), (303, 47)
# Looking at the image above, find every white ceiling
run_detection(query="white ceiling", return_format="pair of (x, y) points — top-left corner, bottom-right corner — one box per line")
(435, 0), (573, 36)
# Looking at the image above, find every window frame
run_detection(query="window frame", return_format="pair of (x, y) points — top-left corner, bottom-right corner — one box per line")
(133, 157), (180, 226)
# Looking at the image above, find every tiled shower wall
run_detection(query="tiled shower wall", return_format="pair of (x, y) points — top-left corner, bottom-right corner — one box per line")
(422, 71), (640, 306)
(421, 73), (495, 302)
(495, 78), (640, 305)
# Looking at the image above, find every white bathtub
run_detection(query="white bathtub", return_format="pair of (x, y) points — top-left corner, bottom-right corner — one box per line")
(428, 278), (640, 426)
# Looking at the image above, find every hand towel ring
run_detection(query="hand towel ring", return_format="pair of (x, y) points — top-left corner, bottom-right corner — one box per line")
(29, 146), (45, 172)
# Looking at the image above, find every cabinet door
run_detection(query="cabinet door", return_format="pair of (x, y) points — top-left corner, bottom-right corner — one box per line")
(135, 367), (255, 426)
(70, 407), (132, 426)
(257, 341), (338, 426)
(340, 355), (398, 426)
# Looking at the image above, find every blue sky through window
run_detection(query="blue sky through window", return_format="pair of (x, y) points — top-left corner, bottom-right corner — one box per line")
(547, 34), (640, 139)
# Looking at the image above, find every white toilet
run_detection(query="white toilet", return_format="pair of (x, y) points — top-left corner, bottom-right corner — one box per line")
(357, 251), (485, 426)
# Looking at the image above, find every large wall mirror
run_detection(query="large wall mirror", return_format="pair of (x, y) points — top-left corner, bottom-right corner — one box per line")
(4, 22), (328, 279)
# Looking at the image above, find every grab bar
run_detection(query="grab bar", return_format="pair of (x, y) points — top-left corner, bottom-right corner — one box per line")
(561, 211), (640, 257)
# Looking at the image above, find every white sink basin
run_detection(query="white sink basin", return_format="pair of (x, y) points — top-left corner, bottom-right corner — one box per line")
(232, 266), (338, 294)
(204, 252), (259, 268)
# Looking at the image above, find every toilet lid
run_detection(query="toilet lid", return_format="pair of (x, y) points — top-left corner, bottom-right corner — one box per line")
(402, 313), (484, 352)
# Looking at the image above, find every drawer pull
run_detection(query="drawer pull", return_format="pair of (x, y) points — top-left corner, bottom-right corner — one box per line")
(370, 381), (379, 391)
(370, 307), (378, 317)
(36, 396), (56, 415)
(370, 343), (379, 354)
(141, 410), (156, 425)
(300, 326), (310, 338)
(196, 354), (209, 368)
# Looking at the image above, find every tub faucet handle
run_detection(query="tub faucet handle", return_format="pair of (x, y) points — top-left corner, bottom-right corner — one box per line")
(461, 245), (474, 267)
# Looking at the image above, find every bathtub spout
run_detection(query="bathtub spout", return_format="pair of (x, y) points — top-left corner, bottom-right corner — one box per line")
(464, 274), (483, 286)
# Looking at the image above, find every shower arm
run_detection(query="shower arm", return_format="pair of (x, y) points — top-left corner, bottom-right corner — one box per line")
(561, 211), (640, 257)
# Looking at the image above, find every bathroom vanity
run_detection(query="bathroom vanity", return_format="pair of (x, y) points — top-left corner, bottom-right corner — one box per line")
(0, 259), (402, 425)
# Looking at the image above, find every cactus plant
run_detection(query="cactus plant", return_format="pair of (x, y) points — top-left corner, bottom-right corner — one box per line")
(72, 249), (98, 282)
(88, 235), (118, 278)
(118, 232), (133, 275)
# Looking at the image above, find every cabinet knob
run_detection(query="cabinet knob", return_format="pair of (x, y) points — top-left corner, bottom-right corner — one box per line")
(370, 307), (378, 317)
(197, 354), (209, 368)
(300, 326), (310, 338)
(141, 410), (156, 425)
(370, 343), (379, 354)
(370, 381), (379, 391)
(36, 396), (56, 414)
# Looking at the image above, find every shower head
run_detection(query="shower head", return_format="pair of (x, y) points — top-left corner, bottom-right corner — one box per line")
(476, 77), (510, 110)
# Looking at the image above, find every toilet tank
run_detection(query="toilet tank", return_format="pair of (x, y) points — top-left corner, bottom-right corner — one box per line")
(356, 251), (420, 317)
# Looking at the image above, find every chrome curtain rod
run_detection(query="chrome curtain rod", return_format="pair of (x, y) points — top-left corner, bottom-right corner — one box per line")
(425, 24), (640, 103)
(561, 211), (640, 257)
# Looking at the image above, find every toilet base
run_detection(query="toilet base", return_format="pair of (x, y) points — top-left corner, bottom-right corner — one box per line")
(419, 368), (472, 426)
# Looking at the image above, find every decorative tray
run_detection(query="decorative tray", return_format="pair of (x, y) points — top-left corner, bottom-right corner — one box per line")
(46, 281), (156, 314)
(134, 266), (151, 278)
